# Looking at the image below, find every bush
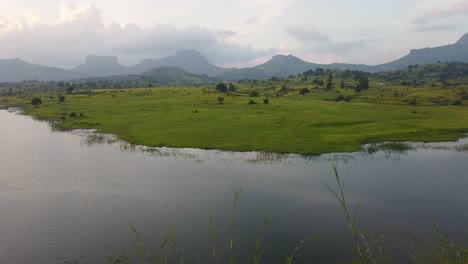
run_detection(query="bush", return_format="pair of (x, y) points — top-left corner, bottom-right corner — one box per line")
(215, 83), (227, 93)
(58, 95), (66, 102)
(228, 83), (236, 92)
(249, 91), (259, 97)
(248, 99), (256, 105)
(263, 98), (269, 104)
(69, 112), (77, 117)
(217, 96), (224, 104)
(299, 88), (310, 95)
(31, 97), (42, 106)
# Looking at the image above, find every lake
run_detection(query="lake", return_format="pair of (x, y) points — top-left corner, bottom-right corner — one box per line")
(0, 109), (467, 263)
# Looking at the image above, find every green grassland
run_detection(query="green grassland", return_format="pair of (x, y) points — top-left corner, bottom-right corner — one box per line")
(2, 74), (468, 155)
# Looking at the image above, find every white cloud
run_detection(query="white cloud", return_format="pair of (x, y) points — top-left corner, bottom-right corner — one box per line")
(287, 25), (330, 43)
(413, 0), (468, 24)
(0, 5), (266, 68)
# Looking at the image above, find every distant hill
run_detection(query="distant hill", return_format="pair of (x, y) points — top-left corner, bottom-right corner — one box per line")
(218, 55), (374, 80)
(141, 66), (219, 85)
(0, 58), (84, 82)
(128, 50), (227, 77)
(71, 66), (218, 87)
(376, 33), (468, 71)
(1, 32), (467, 82)
(71, 55), (128, 77)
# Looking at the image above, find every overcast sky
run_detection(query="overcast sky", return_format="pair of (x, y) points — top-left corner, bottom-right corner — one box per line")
(0, 0), (467, 68)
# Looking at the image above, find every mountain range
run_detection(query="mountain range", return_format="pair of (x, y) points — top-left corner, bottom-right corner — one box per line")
(0, 32), (467, 82)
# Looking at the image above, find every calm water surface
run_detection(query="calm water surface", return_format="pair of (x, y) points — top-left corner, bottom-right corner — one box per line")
(0, 109), (467, 263)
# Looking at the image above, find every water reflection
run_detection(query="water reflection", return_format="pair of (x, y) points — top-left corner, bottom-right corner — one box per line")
(0, 109), (467, 264)
(76, 127), (468, 165)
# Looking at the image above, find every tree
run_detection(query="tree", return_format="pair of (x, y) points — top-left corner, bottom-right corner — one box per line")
(326, 74), (333, 90)
(357, 77), (369, 90)
(217, 96), (224, 104)
(67, 86), (75, 94)
(31, 97), (42, 106)
(248, 99), (256, 105)
(312, 79), (324, 86)
(228, 83), (236, 92)
(263, 98), (269, 104)
(299, 88), (310, 95)
(215, 83), (227, 93)
(249, 90), (259, 97)
(58, 95), (66, 102)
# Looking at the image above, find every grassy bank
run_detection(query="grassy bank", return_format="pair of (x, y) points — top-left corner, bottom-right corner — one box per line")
(1, 82), (468, 155)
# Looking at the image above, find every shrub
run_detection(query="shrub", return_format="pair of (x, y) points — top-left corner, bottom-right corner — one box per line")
(31, 97), (42, 106)
(299, 88), (310, 95)
(215, 83), (227, 93)
(69, 112), (77, 117)
(263, 98), (269, 104)
(249, 91), (259, 97)
(248, 99), (256, 105)
(58, 95), (66, 102)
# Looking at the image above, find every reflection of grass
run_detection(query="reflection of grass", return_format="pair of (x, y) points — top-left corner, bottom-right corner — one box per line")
(64, 167), (467, 264)
(456, 144), (468, 152)
(364, 142), (413, 155)
(407, 219), (468, 264)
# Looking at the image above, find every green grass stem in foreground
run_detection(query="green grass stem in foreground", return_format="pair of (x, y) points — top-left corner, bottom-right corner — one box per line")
(63, 167), (467, 264)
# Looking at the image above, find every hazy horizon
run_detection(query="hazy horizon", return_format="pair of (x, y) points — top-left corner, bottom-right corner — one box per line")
(1, 0), (467, 68)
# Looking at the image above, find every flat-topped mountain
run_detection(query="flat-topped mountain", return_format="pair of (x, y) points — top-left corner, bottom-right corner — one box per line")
(71, 55), (128, 77)
(129, 49), (227, 77)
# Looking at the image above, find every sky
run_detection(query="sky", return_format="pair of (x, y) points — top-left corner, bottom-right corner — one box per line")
(0, 0), (467, 68)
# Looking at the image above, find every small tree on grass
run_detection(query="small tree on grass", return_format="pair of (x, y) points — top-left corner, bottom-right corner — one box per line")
(217, 96), (224, 104)
(263, 98), (269, 104)
(58, 95), (66, 102)
(299, 88), (310, 95)
(216, 83), (227, 93)
(248, 99), (256, 105)
(31, 97), (42, 106)
(249, 90), (259, 97)
(228, 83), (236, 92)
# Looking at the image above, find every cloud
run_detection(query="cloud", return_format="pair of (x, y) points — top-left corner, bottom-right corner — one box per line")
(244, 16), (259, 25)
(286, 25), (330, 43)
(0, 5), (266, 68)
(413, 1), (468, 24)
(286, 25), (372, 57)
(413, 24), (455, 32)
(313, 39), (367, 53)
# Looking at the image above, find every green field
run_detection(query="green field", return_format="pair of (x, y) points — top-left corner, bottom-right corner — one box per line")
(2, 75), (468, 155)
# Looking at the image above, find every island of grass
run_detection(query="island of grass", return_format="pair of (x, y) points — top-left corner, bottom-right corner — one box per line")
(1, 63), (468, 155)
